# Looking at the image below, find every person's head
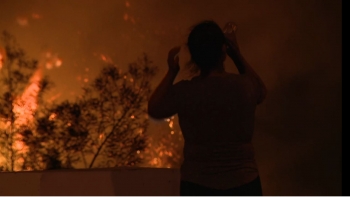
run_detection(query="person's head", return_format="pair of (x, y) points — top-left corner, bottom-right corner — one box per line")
(187, 20), (226, 76)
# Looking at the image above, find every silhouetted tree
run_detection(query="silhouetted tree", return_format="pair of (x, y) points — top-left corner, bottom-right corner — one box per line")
(21, 55), (158, 169)
(0, 31), (51, 171)
(1, 31), (158, 171)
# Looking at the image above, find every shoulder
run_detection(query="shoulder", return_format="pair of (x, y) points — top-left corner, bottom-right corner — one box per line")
(173, 79), (191, 87)
(171, 80), (191, 94)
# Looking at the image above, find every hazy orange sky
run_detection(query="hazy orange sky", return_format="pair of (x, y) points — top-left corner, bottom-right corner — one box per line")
(0, 0), (342, 195)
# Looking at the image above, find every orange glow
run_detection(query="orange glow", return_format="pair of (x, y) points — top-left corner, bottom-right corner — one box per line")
(31, 13), (41, 19)
(0, 47), (5, 69)
(100, 54), (112, 63)
(47, 93), (62, 103)
(16, 17), (28, 26)
(13, 69), (41, 125)
(101, 54), (107, 61)
(42, 51), (62, 70)
(130, 17), (136, 24)
(0, 67), (42, 171)
(123, 13), (129, 21)
(46, 62), (53, 69)
(125, 1), (130, 7)
(0, 53), (3, 69)
(141, 116), (182, 168)
(49, 113), (56, 121)
(55, 58), (62, 67)
(14, 140), (24, 151)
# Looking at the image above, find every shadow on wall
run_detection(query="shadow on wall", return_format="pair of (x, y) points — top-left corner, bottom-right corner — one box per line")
(254, 68), (342, 195)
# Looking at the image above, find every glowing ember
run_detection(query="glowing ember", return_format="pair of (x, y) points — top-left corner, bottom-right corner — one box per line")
(42, 51), (62, 70)
(46, 62), (53, 69)
(99, 54), (112, 63)
(47, 93), (61, 103)
(31, 13), (41, 19)
(123, 13), (129, 21)
(141, 116), (183, 168)
(125, 1), (130, 7)
(16, 17), (28, 26)
(101, 54), (107, 61)
(55, 58), (62, 67)
(49, 113), (56, 121)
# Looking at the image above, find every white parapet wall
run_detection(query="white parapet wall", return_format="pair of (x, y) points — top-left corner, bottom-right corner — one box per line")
(0, 167), (180, 195)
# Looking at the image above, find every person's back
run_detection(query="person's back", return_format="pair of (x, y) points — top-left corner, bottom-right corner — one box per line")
(148, 20), (267, 195)
(176, 73), (260, 190)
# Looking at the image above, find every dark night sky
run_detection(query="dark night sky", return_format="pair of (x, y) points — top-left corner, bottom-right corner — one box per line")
(0, 0), (342, 195)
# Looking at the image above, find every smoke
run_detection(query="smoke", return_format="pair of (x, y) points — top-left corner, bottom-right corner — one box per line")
(0, 0), (342, 195)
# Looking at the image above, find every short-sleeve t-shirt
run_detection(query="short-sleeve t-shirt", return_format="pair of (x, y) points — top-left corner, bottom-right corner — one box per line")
(171, 73), (262, 190)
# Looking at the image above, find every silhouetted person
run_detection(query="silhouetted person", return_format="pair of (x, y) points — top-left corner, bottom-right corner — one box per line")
(148, 20), (267, 196)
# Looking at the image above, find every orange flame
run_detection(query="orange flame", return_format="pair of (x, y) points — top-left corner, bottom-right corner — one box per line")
(0, 46), (5, 69)
(140, 116), (183, 168)
(13, 69), (42, 125)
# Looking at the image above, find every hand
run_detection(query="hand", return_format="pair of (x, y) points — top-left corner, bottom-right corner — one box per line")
(223, 23), (240, 56)
(167, 46), (181, 73)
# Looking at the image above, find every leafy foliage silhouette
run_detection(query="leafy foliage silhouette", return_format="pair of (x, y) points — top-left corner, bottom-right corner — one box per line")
(0, 31), (51, 171)
(0, 31), (158, 171)
(22, 56), (158, 170)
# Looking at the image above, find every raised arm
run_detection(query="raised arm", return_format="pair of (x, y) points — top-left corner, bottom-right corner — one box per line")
(148, 46), (181, 119)
(224, 26), (267, 104)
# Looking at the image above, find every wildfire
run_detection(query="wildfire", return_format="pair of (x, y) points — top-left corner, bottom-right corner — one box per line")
(13, 69), (42, 125)
(140, 116), (183, 168)
(0, 66), (42, 171)
(0, 46), (5, 69)
(0, 53), (2, 69)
